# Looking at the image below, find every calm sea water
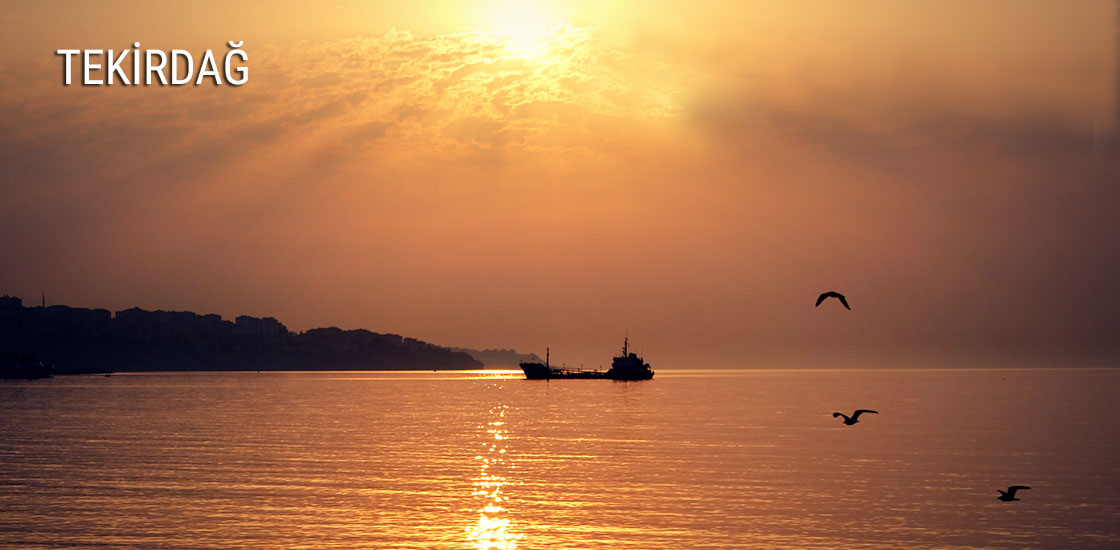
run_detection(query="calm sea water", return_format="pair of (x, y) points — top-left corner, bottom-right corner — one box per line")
(1, 368), (1118, 549)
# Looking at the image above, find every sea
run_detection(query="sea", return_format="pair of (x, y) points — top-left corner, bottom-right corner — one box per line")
(1, 368), (1118, 549)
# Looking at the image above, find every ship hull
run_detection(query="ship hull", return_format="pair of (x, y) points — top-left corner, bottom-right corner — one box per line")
(519, 362), (651, 380)
(607, 369), (654, 381)
(519, 362), (552, 379)
(520, 362), (610, 379)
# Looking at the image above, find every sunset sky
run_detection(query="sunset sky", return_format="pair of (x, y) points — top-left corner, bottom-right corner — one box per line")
(1, 1), (1117, 368)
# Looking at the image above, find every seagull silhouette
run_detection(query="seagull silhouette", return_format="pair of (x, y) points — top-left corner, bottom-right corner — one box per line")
(997, 486), (1031, 502)
(815, 291), (850, 310)
(833, 409), (877, 425)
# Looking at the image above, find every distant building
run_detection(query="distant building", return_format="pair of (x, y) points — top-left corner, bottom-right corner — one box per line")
(234, 316), (289, 338)
(114, 308), (232, 342)
(22, 305), (112, 336)
(0, 295), (22, 318)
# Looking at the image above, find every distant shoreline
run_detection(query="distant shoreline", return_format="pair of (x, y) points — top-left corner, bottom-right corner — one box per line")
(1, 294), (490, 374)
(34, 365), (1120, 377)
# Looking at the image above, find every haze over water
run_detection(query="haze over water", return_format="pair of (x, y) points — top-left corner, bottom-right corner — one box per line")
(2, 368), (1118, 549)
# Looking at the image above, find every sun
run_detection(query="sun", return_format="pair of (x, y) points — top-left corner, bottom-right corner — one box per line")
(483, 0), (560, 57)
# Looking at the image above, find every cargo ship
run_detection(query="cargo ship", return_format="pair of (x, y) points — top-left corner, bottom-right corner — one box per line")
(519, 337), (654, 381)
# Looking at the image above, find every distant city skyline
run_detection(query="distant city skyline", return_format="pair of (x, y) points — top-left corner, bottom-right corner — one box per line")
(0, 292), (483, 373)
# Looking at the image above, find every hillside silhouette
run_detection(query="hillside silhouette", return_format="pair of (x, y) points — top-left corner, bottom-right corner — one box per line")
(0, 295), (480, 373)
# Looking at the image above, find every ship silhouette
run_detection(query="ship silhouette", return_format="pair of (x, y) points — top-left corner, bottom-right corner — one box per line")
(520, 336), (654, 380)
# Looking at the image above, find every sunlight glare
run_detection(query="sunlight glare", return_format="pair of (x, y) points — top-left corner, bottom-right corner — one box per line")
(467, 402), (523, 549)
(484, 0), (560, 57)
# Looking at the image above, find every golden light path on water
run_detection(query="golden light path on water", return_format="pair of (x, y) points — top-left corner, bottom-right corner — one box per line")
(2, 370), (1120, 548)
(467, 384), (522, 550)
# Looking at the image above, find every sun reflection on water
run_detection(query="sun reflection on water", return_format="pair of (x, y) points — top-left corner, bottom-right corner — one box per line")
(466, 398), (523, 550)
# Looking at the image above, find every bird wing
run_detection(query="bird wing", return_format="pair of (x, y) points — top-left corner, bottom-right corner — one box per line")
(832, 412), (848, 421)
(1007, 486), (1031, 494)
(852, 409), (878, 419)
(838, 295), (851, 310)
(815, 293), (828, 307)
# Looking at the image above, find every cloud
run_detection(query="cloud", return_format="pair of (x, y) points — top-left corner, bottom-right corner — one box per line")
(0, 11), (1116, 366)
(0, 26), (691, 202)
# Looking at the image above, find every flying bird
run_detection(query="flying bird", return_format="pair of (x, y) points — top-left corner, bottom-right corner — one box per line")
(815, 291), (850, 310)
(833, 409), (877, 425)
(997, 486), (1031, 502)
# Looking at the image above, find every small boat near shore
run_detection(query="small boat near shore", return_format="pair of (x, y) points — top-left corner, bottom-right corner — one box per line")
(1, 355), (54, 379)
(520, 337), (654, 381)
